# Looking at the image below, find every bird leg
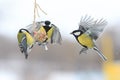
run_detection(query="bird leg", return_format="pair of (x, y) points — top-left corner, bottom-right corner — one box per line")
(42, 42), (48, 50)
(25, 53), (28, 59)
(79, 47), (88, 54)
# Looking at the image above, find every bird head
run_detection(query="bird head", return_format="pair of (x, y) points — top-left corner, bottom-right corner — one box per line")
(70, 29), (82, 37)
(45, 20), (51, 26)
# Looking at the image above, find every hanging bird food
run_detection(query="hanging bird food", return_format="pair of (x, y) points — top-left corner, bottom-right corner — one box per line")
(17, 0), (62, 59)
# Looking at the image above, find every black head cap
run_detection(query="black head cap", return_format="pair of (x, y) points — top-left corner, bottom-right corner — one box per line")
(70, 29), (80, 34)
(45, 20), (51, 26)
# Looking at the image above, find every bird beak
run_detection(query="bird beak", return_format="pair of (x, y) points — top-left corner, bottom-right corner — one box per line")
(70, 32), (73, 34)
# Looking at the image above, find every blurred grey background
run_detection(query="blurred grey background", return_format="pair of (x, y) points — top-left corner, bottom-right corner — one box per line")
(0, 0), (120, 80)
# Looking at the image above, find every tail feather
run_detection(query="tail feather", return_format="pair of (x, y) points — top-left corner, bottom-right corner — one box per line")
(93, 46), (107, 61)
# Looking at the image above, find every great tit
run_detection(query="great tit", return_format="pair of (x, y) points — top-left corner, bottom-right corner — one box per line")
(38, 21), (62, 44)
(33, 20), (62, 50)
(71, 16), (107, 61)
(17, 28), (34, 59)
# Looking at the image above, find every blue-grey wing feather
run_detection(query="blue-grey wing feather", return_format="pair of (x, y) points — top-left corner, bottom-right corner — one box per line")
(79, 15), (107, 40)
(51, 24), (62, 44)
(19, 34), (27, 54)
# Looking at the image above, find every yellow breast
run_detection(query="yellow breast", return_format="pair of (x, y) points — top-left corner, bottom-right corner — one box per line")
(78, 33), (94, 48)
(47, 27), (54, 39)
(24, 32), (34, 46)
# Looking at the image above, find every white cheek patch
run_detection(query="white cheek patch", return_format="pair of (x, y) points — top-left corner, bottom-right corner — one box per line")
(74, 32), (81, 36)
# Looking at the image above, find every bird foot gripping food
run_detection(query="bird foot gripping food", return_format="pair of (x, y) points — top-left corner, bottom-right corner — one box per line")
(79, 47), (88, 54)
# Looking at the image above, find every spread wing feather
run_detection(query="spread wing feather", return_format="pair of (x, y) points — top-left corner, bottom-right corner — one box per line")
(79, 15), (94, 32)
(87, 18), (107, 40)
(51, 24), (62, 44)
(79, 15), (107, 40)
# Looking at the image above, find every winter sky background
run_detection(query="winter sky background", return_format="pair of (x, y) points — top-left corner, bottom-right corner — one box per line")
(0, 0), (120, 39)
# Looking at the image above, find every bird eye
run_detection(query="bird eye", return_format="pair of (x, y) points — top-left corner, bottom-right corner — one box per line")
(74, 32), (81, 36)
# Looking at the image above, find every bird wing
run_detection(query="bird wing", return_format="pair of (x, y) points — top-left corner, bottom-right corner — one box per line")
(51, 24), (62, 44)
(19, 34), (27, 53)
(86, 18), (107, 40)
(25, 23), (34, 36)
(79, 15), (94, 32)
(25, 21), (45, 36)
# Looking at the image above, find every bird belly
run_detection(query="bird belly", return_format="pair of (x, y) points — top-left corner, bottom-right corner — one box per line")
(78, 34), (94, 48)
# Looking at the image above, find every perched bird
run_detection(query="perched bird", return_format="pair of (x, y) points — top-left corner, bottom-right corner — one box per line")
(33, 20), (62, 50)
(71, 16), (107, 61)
(17, 28), (34, 59)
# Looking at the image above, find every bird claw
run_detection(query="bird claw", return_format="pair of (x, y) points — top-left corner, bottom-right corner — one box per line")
(25, 54), (28, 59)
(79, 50), (87, 54)
(79, 48), (88, 54)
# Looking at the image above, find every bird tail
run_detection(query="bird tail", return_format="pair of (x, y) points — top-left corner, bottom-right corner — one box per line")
(93, 46), (107, 61)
